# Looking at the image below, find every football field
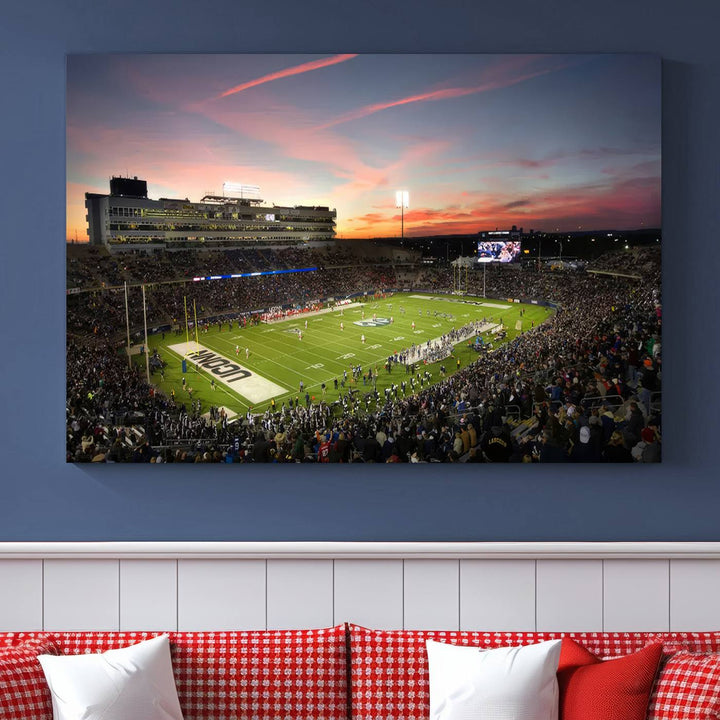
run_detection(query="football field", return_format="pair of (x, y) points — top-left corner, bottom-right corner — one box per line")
(138, 292), (554, 418)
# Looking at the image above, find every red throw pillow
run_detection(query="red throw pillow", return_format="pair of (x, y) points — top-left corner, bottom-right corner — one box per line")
(557, 637), (663, 720)
(0, 635), (60, 720)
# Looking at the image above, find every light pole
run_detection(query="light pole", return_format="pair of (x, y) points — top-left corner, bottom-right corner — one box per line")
(124, 281), (132, 368)
(395, 190), (409, 243)
(141, 284), (151, 385)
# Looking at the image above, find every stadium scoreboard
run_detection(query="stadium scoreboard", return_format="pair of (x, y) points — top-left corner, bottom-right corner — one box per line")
(477, 231), (522, 263)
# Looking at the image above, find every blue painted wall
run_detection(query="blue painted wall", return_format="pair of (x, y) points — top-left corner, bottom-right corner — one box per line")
(1, 0), (718, 541)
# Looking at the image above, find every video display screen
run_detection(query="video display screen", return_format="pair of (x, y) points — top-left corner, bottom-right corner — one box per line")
(477, 240), (522, 263)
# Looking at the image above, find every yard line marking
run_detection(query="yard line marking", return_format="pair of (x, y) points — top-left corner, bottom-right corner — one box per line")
(210, 332), (336, 382)
(157, 294), (555, 412)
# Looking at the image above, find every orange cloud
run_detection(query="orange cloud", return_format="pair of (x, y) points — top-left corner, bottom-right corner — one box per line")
(218, 54), (358, 98)
(337, 170), (660, 239)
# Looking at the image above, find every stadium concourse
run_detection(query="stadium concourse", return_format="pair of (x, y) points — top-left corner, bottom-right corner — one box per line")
(66, 244), (661, 463)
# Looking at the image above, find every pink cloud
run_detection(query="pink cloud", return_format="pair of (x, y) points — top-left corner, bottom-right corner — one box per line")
(192, 102), (452, 216)
(199, 104), (382, 183)
(66, 119), (316, 238)
(218, 54), (358, 98)
(316, 57), (571, 130)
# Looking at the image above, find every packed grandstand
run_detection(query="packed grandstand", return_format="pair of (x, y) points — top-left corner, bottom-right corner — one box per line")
(66, 242), (661, 463)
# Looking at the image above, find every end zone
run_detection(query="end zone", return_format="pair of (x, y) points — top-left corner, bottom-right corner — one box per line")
(168, 342), (287, 403)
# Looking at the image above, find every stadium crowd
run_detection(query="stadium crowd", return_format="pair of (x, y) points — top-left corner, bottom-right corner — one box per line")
(67, 245), (661, 463)
(67, 245), (391, 290)
(67, 264), (396, 338)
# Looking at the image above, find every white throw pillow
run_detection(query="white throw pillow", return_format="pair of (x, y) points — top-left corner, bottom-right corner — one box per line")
(426, 638), (562, 720)
(38, 634), (184, 720)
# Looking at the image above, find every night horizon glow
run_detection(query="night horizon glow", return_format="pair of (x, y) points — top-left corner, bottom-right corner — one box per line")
(66, 53), (661, 242)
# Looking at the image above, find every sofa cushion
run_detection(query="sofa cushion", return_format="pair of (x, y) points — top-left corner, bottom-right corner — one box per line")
(2, 627), (348, 720)
(647, 633), (720, 654)
(348, 625), (652, 720)
(0, 635), (60, 720)
(0, 625), (348, 720)
(557, 638), (662, 720)
(170, 628), (348, 720)
(647, 652), (720, 720)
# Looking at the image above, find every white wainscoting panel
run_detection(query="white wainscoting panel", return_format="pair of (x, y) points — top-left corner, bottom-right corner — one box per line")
(334, 559), (403, 629)
(177, 559), (265, 631)
(460, 560), (536, 631)
(266, 559), (334, 629)
(536, 560), (603, 631)
(670, 559), (720, 630)
(120, 560), (177, 631)
(403, 560), (459, 630)
(2, 544), (720, 634)
(604, 560), (669, 631)
(43, 559), (120, 631)
(0, 560), (43, 631)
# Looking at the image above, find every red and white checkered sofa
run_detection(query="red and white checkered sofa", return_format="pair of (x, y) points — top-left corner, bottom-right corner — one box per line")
(0, 627), (348, 720)
(347, 625), (720, 720)
(2, 624), (720, 719)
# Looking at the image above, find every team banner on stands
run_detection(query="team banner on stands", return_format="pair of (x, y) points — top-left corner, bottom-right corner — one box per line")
(192, 267), (317, 282)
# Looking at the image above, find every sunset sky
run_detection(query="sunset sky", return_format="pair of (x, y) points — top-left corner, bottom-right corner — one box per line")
(66, 54), (660, 241)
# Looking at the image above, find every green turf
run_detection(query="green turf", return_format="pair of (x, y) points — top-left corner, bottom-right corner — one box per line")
(134, 292), (554, 417)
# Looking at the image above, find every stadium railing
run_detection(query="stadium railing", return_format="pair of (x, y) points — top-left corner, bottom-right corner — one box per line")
(650, 391), (662, 415)
(580, 393), (624, 410)
(503, 404), (522, 421)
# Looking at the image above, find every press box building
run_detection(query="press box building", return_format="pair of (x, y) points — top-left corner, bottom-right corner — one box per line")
(85, 177), (337, 252)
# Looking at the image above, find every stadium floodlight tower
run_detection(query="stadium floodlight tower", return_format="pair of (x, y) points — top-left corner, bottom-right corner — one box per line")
(395, 190), (409, 243)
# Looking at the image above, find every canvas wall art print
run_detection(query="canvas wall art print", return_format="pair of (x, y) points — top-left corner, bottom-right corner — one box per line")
(66, 54), (661, 464)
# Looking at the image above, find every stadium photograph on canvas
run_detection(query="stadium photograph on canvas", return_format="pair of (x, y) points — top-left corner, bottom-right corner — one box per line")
(66, 54), (661, 464)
